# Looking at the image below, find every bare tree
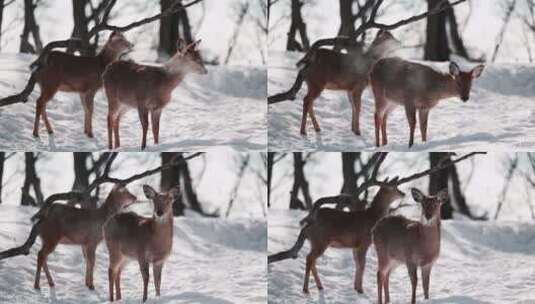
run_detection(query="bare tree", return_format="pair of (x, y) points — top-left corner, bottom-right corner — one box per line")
(20, 152), (44, 206)
(341, 152), (359, 195)
(0, 0), (16, 47)
(226, 153), (250, 217)
(0, 152), (4, 204)
(224, 1), (250, 64)
(491, 0), (517, 62)
(286, 0), (309, 52)
(19, 0), (42, 54)
(159, 0), (194, 57)
(289, 152), (312, 210)
(429, 153), (487, 220)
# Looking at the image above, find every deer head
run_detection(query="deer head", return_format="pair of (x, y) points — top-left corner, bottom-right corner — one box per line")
(106, 183), (137, 213)
(105, 31), (133, 56)
(143, 185), (179, 221)
(449, 62), (485, 102)
(411, 188), (448, 224)
(368, 30), (401, 58)
(166, 39), (208, 75)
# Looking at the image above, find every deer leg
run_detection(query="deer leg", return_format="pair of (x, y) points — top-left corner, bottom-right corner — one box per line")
(34, 239), (58, 290)
(384, 269), (391, 303)
(42, 260), (55, 288)
(308, 105), (321, 133)
(310, 260), (323, 291)
(350, 87), (363, 135)
(300, 87), (321, 135)
(84, 244), (97, 290)
(374, 112), (383, 147)
(33, 94), (51, 137)
(108, 248), (122, 302)
(418, 109), (430, 143)
(421, 265), (432, 300)
(381, 106), (395, 146)
(138, 108), (149, 150)
(113, 114), (122, 149)
(405, 105), (417, 148)
(150, 110), (162, 145)
(115, 262), (125, 300)
(353, 245), (369, 293)
(407, 263), (418, 304)
(153, 262), (163, 296)
(139, 259), (150, 302)
(107, 113), (114, 149)
(80, 91), (96, 138)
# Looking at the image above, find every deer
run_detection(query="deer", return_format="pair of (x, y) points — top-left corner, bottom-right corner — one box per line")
(32, 184), (137, 290)
(268, 30), (401, 136)
(103, 39), (208, 150)
(373, 188), (448, 304)
(104, 184), (179, 302)
(32, 31), (133, 138)
(268, 178), (405, 295)
(370, 58), (485, 148)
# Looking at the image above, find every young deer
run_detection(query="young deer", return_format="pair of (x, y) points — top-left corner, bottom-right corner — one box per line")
(32, 31), (133, 138)
(103, 39), (207, 150)
(373, 188), (447, 304)
(291, 181), (405, 294)
(370, 58), (485, 147)
(32, 184), (136, 290)
(104, 185), (178, 302)
(295, 30), (400, 136)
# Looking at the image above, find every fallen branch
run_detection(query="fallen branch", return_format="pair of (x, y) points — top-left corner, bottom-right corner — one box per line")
(0, 152), (203, 261)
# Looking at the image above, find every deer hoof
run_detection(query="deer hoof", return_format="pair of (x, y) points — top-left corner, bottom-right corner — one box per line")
(33, 131), (39, 138)
(87, 284), (94, 290)
(303, 287), (309, 294)
(355, 287), (364, 294)
(34, 284), (40, 290)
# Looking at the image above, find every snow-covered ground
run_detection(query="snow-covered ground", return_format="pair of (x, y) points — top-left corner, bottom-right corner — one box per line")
(0, 205), (267, 303)
(268, 209), (535, 304)
(268, 51), (535, 151)
(0, 54), (267, 151)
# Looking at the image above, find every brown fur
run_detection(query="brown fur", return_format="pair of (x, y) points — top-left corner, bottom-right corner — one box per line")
(299, 30), (400, 136)
(32, 31), (132, 138)
(370, 58), (485, 147)
(373, 188), (447, 304)
(33, 184), (136, 290)
(104, 185), (178, 302)
(300, 184), (405, 294)
(103, 39), (207, 150)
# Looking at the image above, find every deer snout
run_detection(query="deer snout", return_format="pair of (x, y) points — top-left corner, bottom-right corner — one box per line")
(156, 210), (164, 217)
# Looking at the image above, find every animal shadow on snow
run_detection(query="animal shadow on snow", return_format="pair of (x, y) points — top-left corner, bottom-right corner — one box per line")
(155, 291), (235, 304)
(432, 295), (493, 304)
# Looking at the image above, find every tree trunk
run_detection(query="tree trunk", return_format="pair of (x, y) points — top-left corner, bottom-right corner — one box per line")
(286, 0), (309, 52)
(20, 153), (43, 206)
(0, 0), (5, 48)
(161, 152), (185, 216)
(429, 153), (453, 219)
(68, 0), (93, 55)
(338, 0), (355, 38)
(19, 0), (42, 54)
(159, 0), (193, 57)
(445, 6), (469, 59)
(267, 152), (274, 208)
(0, 152), (4, 204)
(341, 152), (358, 195)
(289, 153), (312, 210)
(424, 0), (450, 61)
(70, 152), (97, 208)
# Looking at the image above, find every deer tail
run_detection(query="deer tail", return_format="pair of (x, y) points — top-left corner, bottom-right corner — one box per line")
(30, 205), (50, 223)
(268, 225), (308, 264)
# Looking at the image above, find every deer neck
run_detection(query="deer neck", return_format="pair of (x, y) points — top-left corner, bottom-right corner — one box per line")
(368, 191), (394, 218)
(98, 46), (121, 67)
(96, 197), (121, 223)
(438, 73), (459, 100)
(419, 212), (441, 250)
(152, 212), (174, 237)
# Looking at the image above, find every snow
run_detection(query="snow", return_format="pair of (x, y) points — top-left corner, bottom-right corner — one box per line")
(268, 209), (535, 304)
(0, 54), (267, 151)
(268, 51), (535, 151)
(0, 205), (267, 303)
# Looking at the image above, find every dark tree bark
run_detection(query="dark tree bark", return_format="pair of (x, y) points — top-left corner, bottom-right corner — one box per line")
(159, 0), (193, 57)
(70, 152), (99, 209)
(0, 0), (5, 47)
(445, 6), (469, 59)
(0, 152), (4, 204)
(20, 0), (43, 54)
(69, 0), (93, 55)
(20, 153), (44, 206)
(341, 152), (359, 195)
(338, 0), (356, 38)
(267, 152), (274, 208)
(424, 0), (450, 61)
(286, 0), (310, 52)
(429, 153), (485, 220)
(289, 153), (312, 210)
(429, 153), (454, 219)
(161, 152), (186, 216)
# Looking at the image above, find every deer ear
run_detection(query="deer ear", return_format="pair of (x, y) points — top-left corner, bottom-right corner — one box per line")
(176, 38), (187, 53)
(449, 62), (460, 77)
(143, 185), (158, 199)
(472, 64), (484, 79)
(411, 188), (425, 203)
(436, 189), (449, 203)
